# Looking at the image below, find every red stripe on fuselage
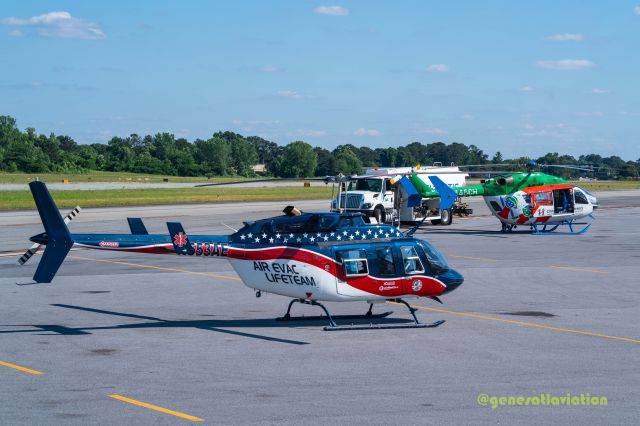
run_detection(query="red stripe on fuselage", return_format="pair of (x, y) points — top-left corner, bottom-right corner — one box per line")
(522, 183), (573, 194)
(228, 246), (446, 297)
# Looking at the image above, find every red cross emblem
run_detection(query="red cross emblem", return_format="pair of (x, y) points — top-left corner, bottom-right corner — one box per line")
(174, 232), (188, 247)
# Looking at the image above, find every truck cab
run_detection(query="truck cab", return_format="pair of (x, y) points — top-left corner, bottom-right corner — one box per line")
(331, 177), (394, 223)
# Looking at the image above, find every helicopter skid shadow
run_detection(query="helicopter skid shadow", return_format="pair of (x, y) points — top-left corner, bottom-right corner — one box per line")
(0, 304), (418, 342)
(0, 304), (310, 345)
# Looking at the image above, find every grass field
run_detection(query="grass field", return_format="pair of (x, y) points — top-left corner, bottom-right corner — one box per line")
(0, 171), (255, 184)
(0, 186), (335, 210)
(1, 171), (637, 210)
(573, 180), (640, 191)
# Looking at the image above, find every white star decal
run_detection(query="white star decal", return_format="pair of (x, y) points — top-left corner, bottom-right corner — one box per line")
(262, 233), (267, 239)
(303, 233), (308, 238)
(367, 230), (372, 235)
(330, 232), (335, 237)
(240, 235), (246, 240)
(323, 236), (329, 241)
(275, 233), (281, 239)
(343, 231), (348, 236)
(355, 230), (360, 236)
(255, 237), (261, 242)
(349, 235), (354, 240)
(296, 237), (302, 242)
(283, 238), (288, 243)
(310, 237), (316, 242)
(248, 233), (253, 238)
(385, 233), (389, 238)
(374, 233), (379, 238)
(269, 237), (274, 243)
(289, 233), (294, 238)
(316, 232), (321, 237)
(336, 236), (342, 241)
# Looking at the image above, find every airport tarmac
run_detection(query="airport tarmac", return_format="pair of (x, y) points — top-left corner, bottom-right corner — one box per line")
(1, 191), (639, 425)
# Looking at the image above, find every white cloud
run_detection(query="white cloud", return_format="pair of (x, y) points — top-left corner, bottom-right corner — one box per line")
(546, 33), (584, 42)
(591, 88), (609, 94)
(8, 29), (23, 37)
(314, 6), (350, 16)
(276, 90), (302, 99)
(461, 114), (475, 120)
(421, 128), (448, 135)
(520, 86), (534, 93)
(427, 64), (449, 73)
(354, 128), (381, 137)
(1, 11), (106, 39)
(536, 59), (594, 70)
(288, 129), (326, 138)
(635, 5), (640, 15)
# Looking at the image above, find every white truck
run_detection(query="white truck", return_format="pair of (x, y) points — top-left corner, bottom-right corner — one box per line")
(330, 166), (469, 226)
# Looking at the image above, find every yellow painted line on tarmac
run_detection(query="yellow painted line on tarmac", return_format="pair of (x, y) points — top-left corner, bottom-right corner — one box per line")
(448, 254), (498, 262)
(550, 265), (608, 275)
(0, 360), (44, 375)
(388, 302), (640, 344)
(110, 394), (203, 422)
(69, 255), (241, 281)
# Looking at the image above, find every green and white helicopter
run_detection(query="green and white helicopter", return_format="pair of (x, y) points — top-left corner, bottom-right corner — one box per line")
(407, 161), (599, 234)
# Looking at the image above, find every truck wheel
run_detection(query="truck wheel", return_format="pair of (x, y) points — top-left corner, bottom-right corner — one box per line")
(373, 206), (385, 224)
(440, 208), (452, 226)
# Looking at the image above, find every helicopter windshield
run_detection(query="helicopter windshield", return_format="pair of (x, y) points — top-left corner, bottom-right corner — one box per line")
(349, 178), (383, 193)
(417, 240), (450, 274)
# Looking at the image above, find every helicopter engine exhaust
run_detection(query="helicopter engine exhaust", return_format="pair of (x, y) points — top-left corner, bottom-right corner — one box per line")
(497, 176), (514, 186)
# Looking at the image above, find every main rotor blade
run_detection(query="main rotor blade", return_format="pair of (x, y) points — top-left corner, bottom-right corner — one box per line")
(194, 177), (328, 187)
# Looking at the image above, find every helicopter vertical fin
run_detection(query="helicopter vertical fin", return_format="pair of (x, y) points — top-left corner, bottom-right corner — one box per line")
(428, 176), (457, 210)
(127, 217), (149, 235)
(29, 181), (74, 283)
(167, 222), (195, 255)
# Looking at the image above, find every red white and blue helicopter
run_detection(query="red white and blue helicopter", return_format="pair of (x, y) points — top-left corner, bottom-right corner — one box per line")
(20, 178), (463, 330)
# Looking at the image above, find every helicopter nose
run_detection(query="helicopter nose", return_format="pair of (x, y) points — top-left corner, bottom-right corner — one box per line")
(439, 269), (464, 294)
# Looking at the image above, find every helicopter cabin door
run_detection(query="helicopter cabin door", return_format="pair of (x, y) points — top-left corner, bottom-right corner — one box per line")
(552, 188), (574, 214)
(397, 243), (429, 296)
(334, 248), (370, 297)
(334, 245), (404, 297)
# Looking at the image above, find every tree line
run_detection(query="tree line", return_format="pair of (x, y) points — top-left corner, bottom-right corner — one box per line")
(0, 115), (637, 179)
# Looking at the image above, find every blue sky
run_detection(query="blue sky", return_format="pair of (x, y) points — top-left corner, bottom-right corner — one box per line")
(1, 1), (639, 160)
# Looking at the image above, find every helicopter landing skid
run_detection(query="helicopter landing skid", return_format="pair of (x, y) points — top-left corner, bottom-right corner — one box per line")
(276, 298), (445, 331)
(276, 299), (392, 326)
(530, 217), (594, 235)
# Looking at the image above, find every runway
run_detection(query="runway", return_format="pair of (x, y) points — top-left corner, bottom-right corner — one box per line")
(1, 191), (639, 425)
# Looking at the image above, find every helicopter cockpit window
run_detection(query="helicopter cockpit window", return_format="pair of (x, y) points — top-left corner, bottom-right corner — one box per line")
(400, 246), (425, 274)
(339, 249), (368, 277)
(375, 246), (397, 277)
(417, 241), (450, 275)
(574, 189), (588, 205)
